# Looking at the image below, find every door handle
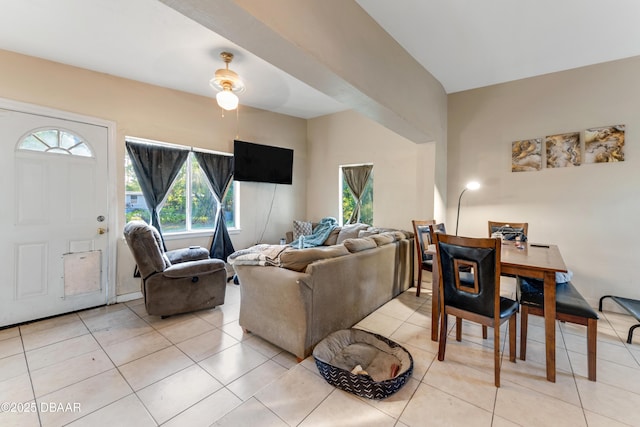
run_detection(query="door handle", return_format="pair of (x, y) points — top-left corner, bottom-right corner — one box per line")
(98, 227), (107, 235)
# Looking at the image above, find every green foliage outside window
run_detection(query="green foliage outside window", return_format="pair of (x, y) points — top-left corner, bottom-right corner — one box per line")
(125, 151), (236, 232)
(126, 209), (151, 223)
(124, 155), (141, 193)
(342, 172), (373, 225)
(125, 155), (150, 223)
(190, 160), (216, 230)
(159, 164), (188, 232)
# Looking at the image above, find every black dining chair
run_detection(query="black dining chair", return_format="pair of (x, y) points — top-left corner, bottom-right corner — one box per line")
(438, 222), (488, 339)
(411, 219), (436, 297)
(434, 233), (518, 387)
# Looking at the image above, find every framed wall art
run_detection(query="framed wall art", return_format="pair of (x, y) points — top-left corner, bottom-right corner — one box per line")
(584, 124), (625, 163)
(545, 132), (581, 168)
(510, 124), (626, 172)
(512, 138), (542, 172)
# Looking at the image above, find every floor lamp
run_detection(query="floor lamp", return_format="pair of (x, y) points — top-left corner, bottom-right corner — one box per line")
(455, 181), (480, 236)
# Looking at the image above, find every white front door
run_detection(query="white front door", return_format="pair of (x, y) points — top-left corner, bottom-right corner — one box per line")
(0, 108), (110, 327)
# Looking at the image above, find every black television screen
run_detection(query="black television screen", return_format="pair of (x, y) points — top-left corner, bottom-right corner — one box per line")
(233, 140), (294, 185)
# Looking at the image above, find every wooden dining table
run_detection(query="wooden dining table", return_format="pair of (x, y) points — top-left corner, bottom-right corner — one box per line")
(428, 241), (568, 382)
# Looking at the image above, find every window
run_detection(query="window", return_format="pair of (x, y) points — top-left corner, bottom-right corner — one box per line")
(340, 165), (373, 225)
(125, 142), (238, 233)
(18, 129), (93, 157)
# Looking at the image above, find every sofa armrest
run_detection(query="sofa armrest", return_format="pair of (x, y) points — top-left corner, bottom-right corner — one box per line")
(162, 258), (226, 278)
(166, 246), (210, 264)
(236, 265), (313, 358)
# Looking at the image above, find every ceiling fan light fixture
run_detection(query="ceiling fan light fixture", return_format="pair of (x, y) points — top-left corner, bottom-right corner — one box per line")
(210, 51), (244, 110)
(216, 87), (239, 111)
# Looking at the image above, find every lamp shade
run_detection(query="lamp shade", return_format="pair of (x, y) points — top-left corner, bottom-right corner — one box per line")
(216, 89), (239, 111)
(466, 181), (480, 191)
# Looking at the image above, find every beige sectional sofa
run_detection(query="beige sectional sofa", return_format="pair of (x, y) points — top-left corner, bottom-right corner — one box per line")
(233, 227), (414, 359)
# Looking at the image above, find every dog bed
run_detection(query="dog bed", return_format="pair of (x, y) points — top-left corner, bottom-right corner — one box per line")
(313, 328), (413, 399)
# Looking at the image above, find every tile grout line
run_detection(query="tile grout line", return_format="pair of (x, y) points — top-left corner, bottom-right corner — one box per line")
(119, 296), (251, 425)
(17, 325), (43, 427)
(5, 286), (640, 426)
(76, 306), (151, 425)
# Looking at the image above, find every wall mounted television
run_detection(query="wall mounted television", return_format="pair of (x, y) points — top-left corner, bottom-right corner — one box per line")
(233, 140), (294, 185)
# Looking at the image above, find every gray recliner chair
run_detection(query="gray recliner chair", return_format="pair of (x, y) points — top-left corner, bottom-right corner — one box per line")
(124, 220), (226, 317)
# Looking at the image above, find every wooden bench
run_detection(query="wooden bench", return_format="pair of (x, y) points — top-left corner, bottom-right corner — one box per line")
(599, 295), (640, 344)
(518, 277), (599, 381)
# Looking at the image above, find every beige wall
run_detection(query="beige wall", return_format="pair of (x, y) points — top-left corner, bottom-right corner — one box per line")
(0, 49), (307, 296)
(0, 49), (439, 299)
(307, 110), (436, 231)
(448, 56), (640, 306)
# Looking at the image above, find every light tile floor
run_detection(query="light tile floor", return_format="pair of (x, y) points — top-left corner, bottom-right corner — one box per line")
(1, 279), (640, 426)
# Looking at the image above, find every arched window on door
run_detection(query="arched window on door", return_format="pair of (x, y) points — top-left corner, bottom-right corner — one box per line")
(18, 128), (93, 157)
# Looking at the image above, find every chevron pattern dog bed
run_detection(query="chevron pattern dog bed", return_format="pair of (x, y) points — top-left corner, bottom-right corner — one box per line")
(313, 329), (413, 400)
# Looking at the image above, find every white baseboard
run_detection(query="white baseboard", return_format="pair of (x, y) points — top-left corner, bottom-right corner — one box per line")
(116, 291), (143, 303)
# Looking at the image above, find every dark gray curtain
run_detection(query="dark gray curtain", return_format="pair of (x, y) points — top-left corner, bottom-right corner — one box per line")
(342, 164), (373, 224)
(193, 151), (235, 260)
(125, 141), (189, 250)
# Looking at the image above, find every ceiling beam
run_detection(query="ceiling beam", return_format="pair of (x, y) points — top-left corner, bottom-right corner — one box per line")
(159, 0), (446, 144)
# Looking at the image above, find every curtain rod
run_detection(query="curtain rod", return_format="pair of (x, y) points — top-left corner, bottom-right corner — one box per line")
(340, 162), (373, 168)
(125, 136), (232, 156)
(193, 147), (233, 157)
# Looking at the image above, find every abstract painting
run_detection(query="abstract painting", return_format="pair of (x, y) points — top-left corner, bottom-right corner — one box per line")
(512, 138), (542, 172)
(545, 132), (581, 168)
(584, 124), (625, 163)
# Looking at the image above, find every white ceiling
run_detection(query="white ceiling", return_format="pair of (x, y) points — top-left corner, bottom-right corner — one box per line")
(0, 0), (346, 119)
(1, 0), (640, 119)
(357, 0), (640, 93)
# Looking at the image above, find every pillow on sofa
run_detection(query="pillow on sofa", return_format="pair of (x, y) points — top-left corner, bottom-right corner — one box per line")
(280, 245), (349, 272)
(323, 227), (341, 246)
(392, 231), (407, 240)
(358, 228), (379, 238)
(337, 223), (370, 244)
(342, 237), (377, 253)
(293, 220), (313, 240)
(371, 232), (396, 246)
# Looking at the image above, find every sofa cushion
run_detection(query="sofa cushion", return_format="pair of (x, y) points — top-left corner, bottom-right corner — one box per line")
(392, 231), (407, 240)
(358, 229), (379, 237)
(371, 232), (396, 246)
(323, 227), (341, 246)
(162, 258), (226, 278)
(166, 246), (210, 264)
(293, 220), (313, 240)
(343, 237), (377, 253)
(124, 220), (170, 276)
(337, 223), (370, 244)
(280, 245), (349, 272)
(360, 228), (407, 240)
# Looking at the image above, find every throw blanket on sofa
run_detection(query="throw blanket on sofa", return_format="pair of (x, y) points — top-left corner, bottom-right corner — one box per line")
(227, 244), (288, 267)
(289, 216), (338, 248)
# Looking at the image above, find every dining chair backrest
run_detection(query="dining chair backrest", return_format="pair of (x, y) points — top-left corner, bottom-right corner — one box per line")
(488, 221), (529, 240)
(411, 219), (437, 297)
(428, 223), (446, 244)
(434, 233), (501, 319)
(412, 220), (436, 263)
